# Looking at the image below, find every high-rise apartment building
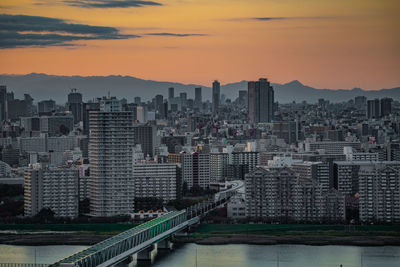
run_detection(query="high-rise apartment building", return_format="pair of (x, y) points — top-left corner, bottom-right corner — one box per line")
(291, 161), (330, 193)
(170, 152), (210, 189)
(212, 80), (220, 114)
(89, 111), (135, 216)
(24, 164), (79, 218)
(210, 152), (229, 182)
(248, 78), (274, 123)
(133, 163), (181, 205)
(358, 163), (400, 223)
(245, 167), (344, 222)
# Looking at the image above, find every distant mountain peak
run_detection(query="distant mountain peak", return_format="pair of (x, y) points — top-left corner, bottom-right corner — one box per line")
(285, 80), (304, 86)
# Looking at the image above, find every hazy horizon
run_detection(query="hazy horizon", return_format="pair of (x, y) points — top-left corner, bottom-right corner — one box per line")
(1, 72), (399, 91)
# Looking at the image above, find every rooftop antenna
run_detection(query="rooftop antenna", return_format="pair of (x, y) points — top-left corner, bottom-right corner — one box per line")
(108, 91), (111, 99)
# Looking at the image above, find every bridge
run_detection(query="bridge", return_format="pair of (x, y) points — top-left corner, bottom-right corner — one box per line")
(48, 180), (244, 267)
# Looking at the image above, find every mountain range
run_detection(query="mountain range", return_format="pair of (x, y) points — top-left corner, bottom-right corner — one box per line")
(1, 73), (399, 104)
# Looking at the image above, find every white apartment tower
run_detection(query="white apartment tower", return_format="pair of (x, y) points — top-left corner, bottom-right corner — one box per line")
(89, 111), (135, 217)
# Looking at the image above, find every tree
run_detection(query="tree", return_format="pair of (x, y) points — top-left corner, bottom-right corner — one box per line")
(79, 198), (90, 215)
(36, 208), (55, 223)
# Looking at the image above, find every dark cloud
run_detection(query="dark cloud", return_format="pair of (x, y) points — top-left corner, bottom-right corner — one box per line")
(145, 32), (208, 37)
(252, 17), (287, 21)
(228, 16), (337, 22)
(0, 14), (140, 49)
(62, 0), (162, 8)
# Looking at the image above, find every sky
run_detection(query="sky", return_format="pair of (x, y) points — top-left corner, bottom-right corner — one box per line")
(0, 0), (399, 89)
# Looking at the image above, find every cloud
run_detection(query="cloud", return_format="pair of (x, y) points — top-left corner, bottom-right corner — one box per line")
(252, 17), (287, 21)
(62, 0), (162, 8)
(0, 14), (140, 49)
(227, 16), (338, 22)
(145, 32), (208, 37)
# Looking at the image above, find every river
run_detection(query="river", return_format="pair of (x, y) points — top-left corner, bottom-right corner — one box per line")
(0, 244), (400, 267)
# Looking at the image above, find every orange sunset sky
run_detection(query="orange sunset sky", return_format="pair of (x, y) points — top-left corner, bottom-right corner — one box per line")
(0, 0), (399, 89)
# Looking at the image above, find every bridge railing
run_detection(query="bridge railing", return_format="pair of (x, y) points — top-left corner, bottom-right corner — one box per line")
(50, 211), (187, 267)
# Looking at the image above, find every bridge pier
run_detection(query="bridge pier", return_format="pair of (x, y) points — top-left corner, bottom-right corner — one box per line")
(114, 255), (135, 267)
(137, 244), (156, 263)
(157, 238), (173, 250)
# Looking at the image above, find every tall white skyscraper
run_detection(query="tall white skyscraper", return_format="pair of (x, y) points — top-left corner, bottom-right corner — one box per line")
(89, 110), (135, 216)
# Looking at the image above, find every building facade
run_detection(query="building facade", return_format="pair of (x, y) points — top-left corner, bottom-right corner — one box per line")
(89, 111), (135, 217)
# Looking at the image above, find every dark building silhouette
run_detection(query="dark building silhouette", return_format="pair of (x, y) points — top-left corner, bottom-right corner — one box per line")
(248, 78), (274, 123)
(155, 94), (165, 119)
(0, 85), (7, 122)
(134, 97), (141, 105)
(67, 89), (83, 123)
(354, 96), (367, 110)
(38, 100), (56, 115)
(380, 98), (393, 117)
(168, 87), (174, 99)
(367, 99), (380, 119)
(134, 124), (156, 158)
(180, 92), (187, 109)
(161, 136), (186, 153)
(212, 80), (220, 114)
(195, 87), (202, 110)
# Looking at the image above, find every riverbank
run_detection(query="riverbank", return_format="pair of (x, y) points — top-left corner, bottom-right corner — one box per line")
(1, 232), (400, 247)
(0, 233), (111, 246)
(173, 234), (400, 246)
(2, 223), (400, 246)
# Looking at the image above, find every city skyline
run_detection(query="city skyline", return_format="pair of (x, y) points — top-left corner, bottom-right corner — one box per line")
(1, 0), (399, 90)
(1, 1), (400, 266)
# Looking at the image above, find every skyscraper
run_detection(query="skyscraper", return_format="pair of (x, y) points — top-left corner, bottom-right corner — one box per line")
(180, 92), (187, 109)
(67, 89), (83, 123)
(133, 124), (157, 158)
(367, 99), (380, 119)
(168, 87), (174, 99)
(195, 87), (202, 110)
(89, 110), (135, 216)
(212, 80), (220, 114)
(0, 85), (7, 122)
(248, 78), (274, 123)
(380, 97), (393, 117)
(155, 94), (164, 119)
(354, 96), (367, 110)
